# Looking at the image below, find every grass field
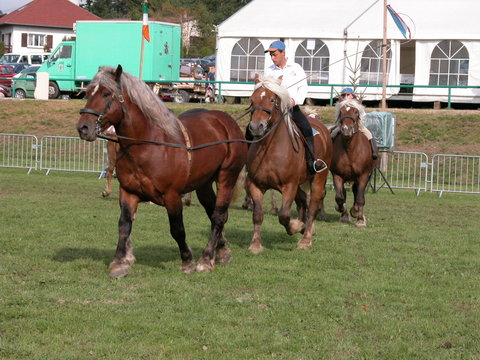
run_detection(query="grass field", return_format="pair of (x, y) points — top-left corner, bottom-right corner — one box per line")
(1, 169), (480, 359)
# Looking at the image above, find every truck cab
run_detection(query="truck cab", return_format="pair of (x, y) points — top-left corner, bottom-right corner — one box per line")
(38, 41), (75, 98)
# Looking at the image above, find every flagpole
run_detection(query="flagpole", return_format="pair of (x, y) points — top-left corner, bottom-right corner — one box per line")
(139, 35), (145, 80)
(139, 0), (150, 80)
(381, 0), (387, 110)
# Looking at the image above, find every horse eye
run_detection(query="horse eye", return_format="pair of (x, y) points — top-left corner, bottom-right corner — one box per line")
(102, 92), (111, 98)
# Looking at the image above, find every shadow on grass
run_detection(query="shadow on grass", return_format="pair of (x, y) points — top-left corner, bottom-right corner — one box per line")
(52, 205), (339, 270)
(52, 244), (203, 269)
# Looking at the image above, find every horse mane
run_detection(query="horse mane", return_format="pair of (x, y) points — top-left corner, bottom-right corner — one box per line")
(89, 66), (181, 140)
(335, 98), (366, 124)
(254, 75), (295, 135)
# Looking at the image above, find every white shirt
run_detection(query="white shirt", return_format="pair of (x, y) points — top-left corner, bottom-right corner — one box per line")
(264, 58), (308, 106)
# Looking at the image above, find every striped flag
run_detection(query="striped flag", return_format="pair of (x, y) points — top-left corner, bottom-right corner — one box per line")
(386, 4), (411, 40)
(142, 0), (150, 42)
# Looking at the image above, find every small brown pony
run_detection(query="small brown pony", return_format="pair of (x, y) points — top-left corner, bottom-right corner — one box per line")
(77, 65), (247, 277)
(246, 74), (333, 253)
(330, 99), (379, 227)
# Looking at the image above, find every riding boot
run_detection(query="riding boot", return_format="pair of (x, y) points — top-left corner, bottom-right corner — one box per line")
(369, 138), (378, 160)
(305, 135), (326, 174)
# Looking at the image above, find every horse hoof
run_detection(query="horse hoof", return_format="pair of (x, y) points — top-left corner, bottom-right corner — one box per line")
(196, 258), (215, 273)
(109, 264), (130, 278)
(289, 219), (304, 235)
(215, 247), (233, 265)
(102, 191), (111, 198)
(340, 215), (350, 223)
(248, 244), (264, 255)
(297, 239), (312, 249)
(180, 261), (197, 273)
(356, 218), (367, 227)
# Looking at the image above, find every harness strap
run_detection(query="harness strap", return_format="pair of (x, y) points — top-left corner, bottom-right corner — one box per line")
(79, 108), (102, 117)
(251, 106), (273, 115)
(178, 121), (192, 180)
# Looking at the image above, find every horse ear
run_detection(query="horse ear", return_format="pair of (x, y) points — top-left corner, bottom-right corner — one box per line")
(254, 73), (261, 84)
(115, 65), (123, 82)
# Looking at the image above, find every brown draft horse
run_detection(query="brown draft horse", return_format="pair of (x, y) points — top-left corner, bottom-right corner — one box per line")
(101, 127), (192, 207)
(246, 75), (333, 253)
(77, 65), (247, 277)
(330, 99), (379, 227)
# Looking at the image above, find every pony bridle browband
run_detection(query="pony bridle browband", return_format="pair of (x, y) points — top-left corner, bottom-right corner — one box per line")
(79, 81), (126, 135)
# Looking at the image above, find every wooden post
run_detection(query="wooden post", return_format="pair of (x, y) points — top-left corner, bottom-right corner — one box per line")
(381, 0), (387, 110)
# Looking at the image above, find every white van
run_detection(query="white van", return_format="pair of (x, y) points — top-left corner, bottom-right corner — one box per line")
(0, 53), (50, 65)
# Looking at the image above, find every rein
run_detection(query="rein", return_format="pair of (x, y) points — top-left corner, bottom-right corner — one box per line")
(85, 100), (280, 150)
(79, 81), (284, 151)
(96, 118), (282, 150)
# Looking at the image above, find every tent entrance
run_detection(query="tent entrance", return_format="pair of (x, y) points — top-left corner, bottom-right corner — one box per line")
(399, 40), (415, 94)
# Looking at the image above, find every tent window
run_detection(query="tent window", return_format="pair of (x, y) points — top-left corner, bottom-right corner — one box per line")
(294, 39), (330, 84)
(429, 40), (469, 86)
(359, 40), (391, 85)
(230, 38), (265, 82)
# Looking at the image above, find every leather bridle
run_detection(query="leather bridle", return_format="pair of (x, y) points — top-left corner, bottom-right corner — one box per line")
(79, 84), (126, 135)
(338, 114), (359, 135)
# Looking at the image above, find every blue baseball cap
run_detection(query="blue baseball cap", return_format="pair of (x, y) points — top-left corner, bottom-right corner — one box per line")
(341, 87), (355, 94)
(265, 40), (285, 53)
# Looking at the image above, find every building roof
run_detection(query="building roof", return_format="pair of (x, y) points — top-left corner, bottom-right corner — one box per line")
(0, 0), (101, 29)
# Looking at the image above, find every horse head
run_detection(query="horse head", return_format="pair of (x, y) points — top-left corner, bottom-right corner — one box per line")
(77, 65), (127, 141)
(248, 74), (288, 137)
(336, 99), (365, 139)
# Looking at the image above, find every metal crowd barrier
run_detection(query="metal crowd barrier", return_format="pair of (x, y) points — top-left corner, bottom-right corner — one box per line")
(39, 136), (107, 175)
(0, 133), (39, 173)
(1, 133), (480, 197)
(379, 150), (429, 195)
(430, 154), (480, 197)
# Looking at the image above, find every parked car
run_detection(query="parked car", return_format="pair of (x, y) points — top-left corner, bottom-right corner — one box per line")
(0, 83), (11, 97)
(13, 71), (37, 98)
(202, 54), (216, 65)
(0, 53), (50, 65)
(0, 64), (15, 86)
(3, 63), (31, 75)
(13, 65), (41, 79)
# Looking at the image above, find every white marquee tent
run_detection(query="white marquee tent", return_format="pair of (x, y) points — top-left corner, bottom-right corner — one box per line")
(215, 0), (480, 103)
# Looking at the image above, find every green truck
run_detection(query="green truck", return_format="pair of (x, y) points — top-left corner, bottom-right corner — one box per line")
(38, 21), (181, 98)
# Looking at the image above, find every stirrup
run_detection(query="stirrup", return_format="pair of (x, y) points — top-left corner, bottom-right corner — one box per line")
(313, 159), (327, 173)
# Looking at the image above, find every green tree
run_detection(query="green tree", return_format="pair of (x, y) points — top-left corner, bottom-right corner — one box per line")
(82, 0), (139, 19)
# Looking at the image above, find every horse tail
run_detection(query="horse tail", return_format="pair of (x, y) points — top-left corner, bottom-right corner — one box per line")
(231, 166), (247, 204)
